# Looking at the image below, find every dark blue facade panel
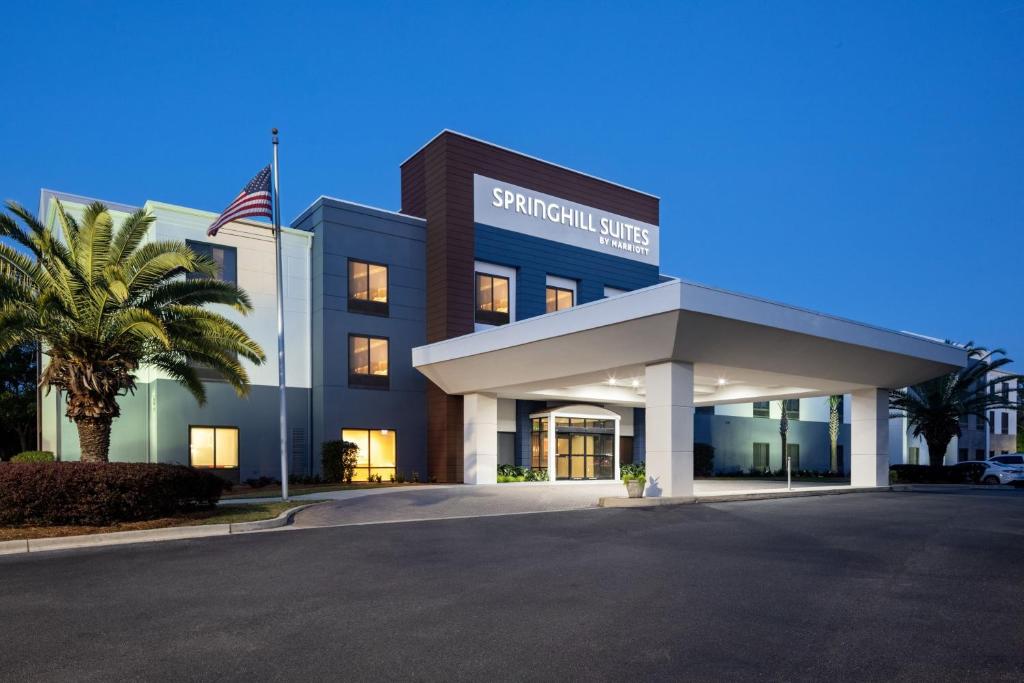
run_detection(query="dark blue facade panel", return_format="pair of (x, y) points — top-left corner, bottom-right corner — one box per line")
(474, 224), (660, 321)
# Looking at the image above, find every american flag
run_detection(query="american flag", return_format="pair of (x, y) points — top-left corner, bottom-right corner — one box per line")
(207, 165), (273, 236)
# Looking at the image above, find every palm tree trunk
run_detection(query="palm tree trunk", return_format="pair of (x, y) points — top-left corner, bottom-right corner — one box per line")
(75, 416), (112, 463)
(925, 436), (950, 470)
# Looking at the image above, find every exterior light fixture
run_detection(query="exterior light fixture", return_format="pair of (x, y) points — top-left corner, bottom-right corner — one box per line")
(631, 378), (640, 389)
(717, 378), (727, 386)
(608, 377), (617, 386)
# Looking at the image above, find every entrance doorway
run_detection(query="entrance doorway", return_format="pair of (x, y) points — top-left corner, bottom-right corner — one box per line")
(529, 405), (621, 481)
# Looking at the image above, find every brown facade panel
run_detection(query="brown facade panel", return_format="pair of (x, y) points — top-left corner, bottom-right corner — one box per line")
(401, 131), (660, 484)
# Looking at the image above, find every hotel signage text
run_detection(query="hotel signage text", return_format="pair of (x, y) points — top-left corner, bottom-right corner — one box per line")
(473, 175), (659, 266)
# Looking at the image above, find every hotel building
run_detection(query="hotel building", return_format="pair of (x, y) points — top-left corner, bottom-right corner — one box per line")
(40, 131), (978, 494)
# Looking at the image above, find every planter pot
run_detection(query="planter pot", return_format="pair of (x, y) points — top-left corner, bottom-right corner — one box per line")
(625, 479), (645, 498)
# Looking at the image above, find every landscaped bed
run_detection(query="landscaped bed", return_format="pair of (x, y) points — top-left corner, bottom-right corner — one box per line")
(0, 500), (327, 542)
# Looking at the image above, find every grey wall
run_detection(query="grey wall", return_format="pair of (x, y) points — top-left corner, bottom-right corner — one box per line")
(152, 381), (310, 480)
(53, 380), (310, 481)
(696, 413), (851, 473)
(295, 199), (428, 478)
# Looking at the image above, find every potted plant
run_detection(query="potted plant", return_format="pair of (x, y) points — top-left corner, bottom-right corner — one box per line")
(621, 463), (646, 498)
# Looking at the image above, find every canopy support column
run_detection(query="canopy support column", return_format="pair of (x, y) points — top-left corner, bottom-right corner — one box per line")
(644, 361), (695, 498)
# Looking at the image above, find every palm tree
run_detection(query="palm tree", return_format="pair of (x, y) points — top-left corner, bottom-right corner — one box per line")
(0, 200), (265, 463)
(827, 395), (841, 473)
(777, 400), (789, 473)
(889, 342), (1021, 469)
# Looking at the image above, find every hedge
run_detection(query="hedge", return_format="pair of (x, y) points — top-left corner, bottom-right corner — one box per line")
(0, 462), (227, 526)
(11, 450), (54, 463)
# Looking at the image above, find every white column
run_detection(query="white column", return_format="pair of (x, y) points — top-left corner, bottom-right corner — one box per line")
(463, 393), (498, 485)
(851, 388), (890, 487)
(644, 361), (695, 498)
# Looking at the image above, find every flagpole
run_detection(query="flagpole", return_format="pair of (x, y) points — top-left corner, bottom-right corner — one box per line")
(272, 128), (289, 501)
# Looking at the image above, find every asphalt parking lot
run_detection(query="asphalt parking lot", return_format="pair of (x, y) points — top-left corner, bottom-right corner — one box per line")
(1, 490), (1021, 681)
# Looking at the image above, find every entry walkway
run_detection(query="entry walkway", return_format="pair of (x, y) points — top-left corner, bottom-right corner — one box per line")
(289, 479), (853, 529)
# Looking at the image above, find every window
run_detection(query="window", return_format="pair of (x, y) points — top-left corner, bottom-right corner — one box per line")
(753, 401), (770, 418)
(784, 399), (800, 420)
(1002, 383), (1010, 400)
(349, 334), (389, 389)
(475, 272), (510, 325)
(186, 241), (237, 283)
(1002, 412), (1009, 435)
(342, 429), (396, 482)
(786, 443), (800, 470)
(189, 426), (239, 469)
(545, 286), (574, 313)
(908, 446), (920, 465)
(185, 241), (238, 381)
(975, 414), (986, 431)
(989, 411), (995, 434)
(530, 418), (549, 471)
(752, 443), (770, 471)
(957, 448), (968, 463)
(348, 259), (388, 316)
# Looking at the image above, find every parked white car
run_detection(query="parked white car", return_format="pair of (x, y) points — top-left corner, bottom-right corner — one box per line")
(948, 460), (1024, 486)
(989, 453), (1024, 467)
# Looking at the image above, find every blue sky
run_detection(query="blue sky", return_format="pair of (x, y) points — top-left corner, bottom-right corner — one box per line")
(3, 1), (1022, 364)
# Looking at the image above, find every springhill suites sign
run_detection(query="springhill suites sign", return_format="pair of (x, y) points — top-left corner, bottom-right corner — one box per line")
(472, 175), (660, 266)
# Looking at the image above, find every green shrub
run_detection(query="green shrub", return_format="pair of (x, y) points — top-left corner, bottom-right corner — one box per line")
(0, 463), (225, 526)
(321, 440), (359, 483)
(524, 468), (549, 482)
(621, 462), (646, 482)
(11, 450), (54, 463)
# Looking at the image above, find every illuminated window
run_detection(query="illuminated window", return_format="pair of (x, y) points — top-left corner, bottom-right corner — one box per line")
(545, 286), (574, 313)
(475, 272), (510, 325)
(349, 334), (389, 389)
(348, 259), (388, 316)
(342, 429), (396, 482)
(189, 426), (239, 469)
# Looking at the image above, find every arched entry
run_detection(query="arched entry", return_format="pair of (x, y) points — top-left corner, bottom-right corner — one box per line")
(529, 405), (621, 482)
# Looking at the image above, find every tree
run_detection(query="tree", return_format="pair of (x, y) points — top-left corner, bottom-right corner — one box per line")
(889, 342), (1022, 469)
(827, 395), (841, 474)
(0, 200), (265, 463)
(0, 342), (37, 459)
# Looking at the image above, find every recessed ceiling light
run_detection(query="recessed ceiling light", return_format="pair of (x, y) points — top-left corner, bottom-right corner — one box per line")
(717, 378), (727, 386)
(631, 378), (640, 388)
(608, 377), (617, 386)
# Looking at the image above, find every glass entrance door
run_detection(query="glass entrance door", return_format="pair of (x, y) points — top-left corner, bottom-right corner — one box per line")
(553, 418), (615, 480)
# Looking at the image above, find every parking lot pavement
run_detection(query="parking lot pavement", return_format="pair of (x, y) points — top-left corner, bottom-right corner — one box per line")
(1, 490), (1021, 681)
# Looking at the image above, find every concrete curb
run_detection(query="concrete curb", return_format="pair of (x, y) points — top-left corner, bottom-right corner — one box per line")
(599, 485), (891, 508)
(891, 483), (1023, 493)
(0, 503), (321, 557)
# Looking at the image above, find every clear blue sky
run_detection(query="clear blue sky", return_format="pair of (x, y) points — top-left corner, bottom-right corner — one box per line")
(3, 1), (1021, 364)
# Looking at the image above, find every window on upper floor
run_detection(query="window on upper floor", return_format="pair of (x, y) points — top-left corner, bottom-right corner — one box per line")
(1002, 412), (1009, 435)
(348, 259), (388, 316)
(349, 334), (389, 389)
(186, 241), (237, 283)
(475, 272), (510, 326)
(784, 399), (800, 421)
(545, 286), (574, 313)
(184, 241), (238, 381)
(989, 411), (995, 434)
(753, 402), (770, 418)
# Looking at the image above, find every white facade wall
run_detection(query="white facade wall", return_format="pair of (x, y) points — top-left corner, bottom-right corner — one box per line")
(147, 202), (312, 389)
